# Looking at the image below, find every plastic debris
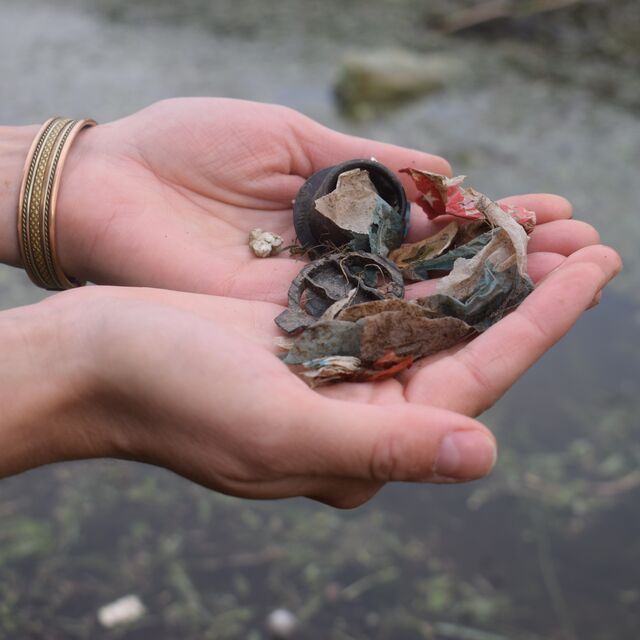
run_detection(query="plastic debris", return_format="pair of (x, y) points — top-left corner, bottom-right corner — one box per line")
(422, 194), (533, 330)
(97, 595), (146, 628)
(292, 159), (409, 257)
(275, 251), (404, 334)
(282, 299), (473, 384)
(401, 169), (536, 233)
(314, 168), (405, 257)
(249, 228), (284, 258)
(271, 163), (536, 385)
(299, 356), (362, 384)
(266, 608), (298, 639)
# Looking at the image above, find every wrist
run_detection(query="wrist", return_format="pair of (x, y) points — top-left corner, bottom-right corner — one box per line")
(0, 125), (40, 267)
(0, 292), (112, 477)
(55, 123), (102, 284)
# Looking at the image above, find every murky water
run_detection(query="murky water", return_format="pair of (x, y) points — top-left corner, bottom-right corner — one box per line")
(0, 1), (638, 638)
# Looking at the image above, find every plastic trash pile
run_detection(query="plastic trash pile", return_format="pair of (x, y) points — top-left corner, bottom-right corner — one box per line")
(253, 159), (536, 385)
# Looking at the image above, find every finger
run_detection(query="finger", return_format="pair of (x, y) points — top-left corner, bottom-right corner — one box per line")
(406, 194), (574, 246)
(285, 395), (496, 483)
(202, 473), (382, 508)
(292, 117), (452, 200)
(498, 193), (573, 224)
(526, 251), (566, 282)
(404, 278), (440, 300)
(405, 203), (455, 243)
(527, 219), (600, 256)
(305, 478), (384, 509)
(406, 245), (622, 416)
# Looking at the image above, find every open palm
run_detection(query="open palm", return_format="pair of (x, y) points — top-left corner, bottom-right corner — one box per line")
(56, 97), (600, 307)
(70, 239), (618, 508)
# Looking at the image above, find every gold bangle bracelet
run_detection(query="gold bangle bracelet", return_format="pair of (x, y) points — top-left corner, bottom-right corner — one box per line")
(18, 117), (96, 291)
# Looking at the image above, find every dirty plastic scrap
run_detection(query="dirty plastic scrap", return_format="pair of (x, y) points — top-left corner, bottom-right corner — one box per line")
(401, 168), (536, 233)
(313, 168), (405, 257)
(275, 251), (404, 334)
(265, 163), (536, 385)
(249, 228), (284, 258)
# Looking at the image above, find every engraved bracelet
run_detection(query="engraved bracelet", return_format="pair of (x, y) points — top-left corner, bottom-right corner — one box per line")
(18, 117), (96, 290)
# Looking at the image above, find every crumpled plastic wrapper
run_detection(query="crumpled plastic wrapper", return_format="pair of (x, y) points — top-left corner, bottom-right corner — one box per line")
(272, 167), (536, 385)
(282, 299), (474, 384)
(275, 251), (404, 334)
(401, 169), (536, 233)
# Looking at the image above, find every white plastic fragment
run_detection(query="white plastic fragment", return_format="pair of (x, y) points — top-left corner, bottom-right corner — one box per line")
(301, 356), (362, 384)
(97, 594), (146, 628)
(320, 288), (358, 321)
(314, 168), (379, 235)
(266, 608), (298, 639)
(249, 228), (284, 258)
(481, 194), (529, 274)
(274, 336), (296, 351)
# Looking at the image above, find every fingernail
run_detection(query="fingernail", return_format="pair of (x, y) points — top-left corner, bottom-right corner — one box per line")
(434, 431), (497, 480)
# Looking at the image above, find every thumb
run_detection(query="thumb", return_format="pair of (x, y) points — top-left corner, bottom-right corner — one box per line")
(289, 397), (497, 484)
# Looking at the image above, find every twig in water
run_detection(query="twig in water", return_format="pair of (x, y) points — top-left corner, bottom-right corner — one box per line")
(442, 0), (585, 34)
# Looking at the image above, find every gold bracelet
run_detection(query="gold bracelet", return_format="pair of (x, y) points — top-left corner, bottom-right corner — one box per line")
(18, 117), (96, 290)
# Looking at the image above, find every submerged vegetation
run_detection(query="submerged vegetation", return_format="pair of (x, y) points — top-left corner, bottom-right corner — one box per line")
(1, 383), (638, 639)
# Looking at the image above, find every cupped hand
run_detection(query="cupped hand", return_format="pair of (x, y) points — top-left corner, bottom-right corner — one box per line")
(56, 97), (450, 298)
(55, 98), (601, 305)
(44, 241), (619, 509)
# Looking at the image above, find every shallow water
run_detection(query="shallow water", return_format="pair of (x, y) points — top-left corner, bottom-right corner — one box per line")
(0, 1), (638, 638)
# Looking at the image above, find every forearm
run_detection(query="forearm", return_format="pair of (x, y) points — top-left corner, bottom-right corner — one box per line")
(0, 296), (107, 477)
(0, 125), (39, 267)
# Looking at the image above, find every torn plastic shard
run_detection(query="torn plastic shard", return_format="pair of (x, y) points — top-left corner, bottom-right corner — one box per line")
(275, 251), (404, 334)
(98, 595), (146, 628)
(266, 609), (298, 639)
(394, 227), (498, 281)
(421, 260), (534, 331)
(425, 196), (535, 330)
(281, 298), (473, 376)
(293, 159), (409, 257)
(314, 169), (380, 238)
(249, 228), (284, 258)
(401, 168), (536, 233)
(389, 220), (460, 277)
(300, 356), (362, 385)
(313, 168), (405, 257)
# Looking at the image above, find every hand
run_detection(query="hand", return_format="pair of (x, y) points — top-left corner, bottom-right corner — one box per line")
(56, 98), (605, 304)
(2, 98), (604, 306)
(54, 97), (452, 300)
(1, 240), (618, 508)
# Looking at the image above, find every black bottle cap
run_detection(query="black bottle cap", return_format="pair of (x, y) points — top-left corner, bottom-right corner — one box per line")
(293, 159), (410, 257)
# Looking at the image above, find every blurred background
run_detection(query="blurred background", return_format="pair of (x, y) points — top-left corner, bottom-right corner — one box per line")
(0, 0), (639, 638)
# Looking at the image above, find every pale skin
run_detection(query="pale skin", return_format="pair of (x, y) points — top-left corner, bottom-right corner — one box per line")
(0, 98), (622, 507)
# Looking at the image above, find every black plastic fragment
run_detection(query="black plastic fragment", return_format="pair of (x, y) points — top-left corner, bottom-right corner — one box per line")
(293, 159), (410, 258)
(275, 250), (405, 334)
